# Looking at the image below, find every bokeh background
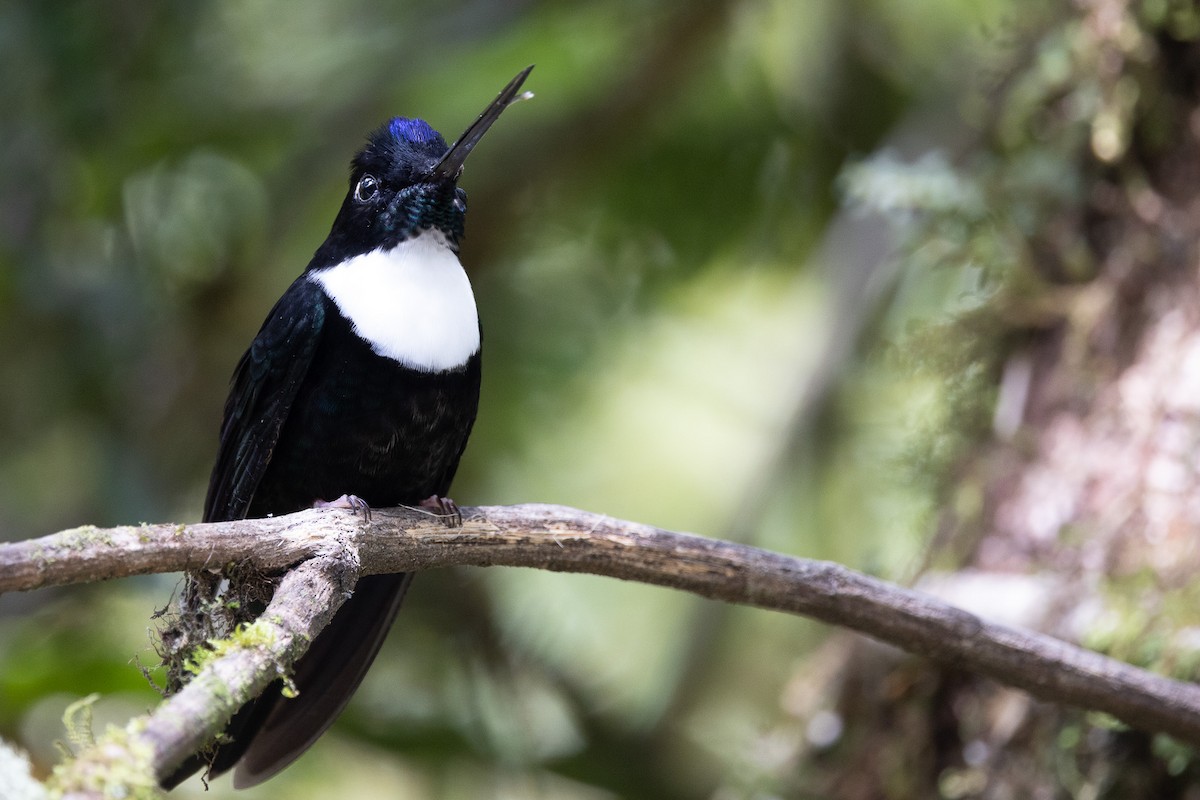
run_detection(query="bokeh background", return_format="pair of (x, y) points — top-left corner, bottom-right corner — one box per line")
(0, 0), (1033, 797)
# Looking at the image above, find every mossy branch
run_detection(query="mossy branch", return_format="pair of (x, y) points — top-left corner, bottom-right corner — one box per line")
(5, 504), (1200, 795)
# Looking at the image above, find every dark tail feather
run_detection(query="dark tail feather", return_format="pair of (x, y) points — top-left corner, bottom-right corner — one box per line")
(233, 571), (413, 787)
(162, 572), (413, 789)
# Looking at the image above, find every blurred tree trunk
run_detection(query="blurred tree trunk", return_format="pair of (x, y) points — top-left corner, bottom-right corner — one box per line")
(795, 4), (1200, 799)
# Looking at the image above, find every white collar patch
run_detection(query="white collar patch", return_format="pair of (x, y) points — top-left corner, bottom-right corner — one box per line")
(311, 230), (480, 372)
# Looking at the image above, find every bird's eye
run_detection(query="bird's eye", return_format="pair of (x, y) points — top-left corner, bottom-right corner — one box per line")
(354, 175), (379, 203)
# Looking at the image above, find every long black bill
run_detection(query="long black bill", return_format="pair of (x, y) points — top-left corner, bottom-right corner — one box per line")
(431, 65), (534, 182)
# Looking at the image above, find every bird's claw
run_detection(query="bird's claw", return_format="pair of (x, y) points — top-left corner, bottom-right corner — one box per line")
(314, 494), (372, 522)
(419, 495), (462, 528)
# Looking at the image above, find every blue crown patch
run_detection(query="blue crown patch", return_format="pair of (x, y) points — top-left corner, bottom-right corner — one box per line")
(388, 117), (440, 144)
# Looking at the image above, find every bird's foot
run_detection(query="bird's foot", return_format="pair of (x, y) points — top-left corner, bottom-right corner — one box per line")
(419, 495), (462, 528)
(314, 494), (372, 522)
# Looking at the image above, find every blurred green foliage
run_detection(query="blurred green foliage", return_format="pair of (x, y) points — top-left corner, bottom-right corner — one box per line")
(0, 0), (1032, 796)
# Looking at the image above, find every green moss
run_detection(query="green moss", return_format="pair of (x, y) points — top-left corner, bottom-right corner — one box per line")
(57, 525), (119, 552)
(48, 716), (159, 799)
(183, 619), (281, 677)
(228, 618), (281, 650)
(61, 694), (100, 749)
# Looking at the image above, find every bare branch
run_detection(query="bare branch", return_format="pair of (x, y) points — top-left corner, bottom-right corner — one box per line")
(5, 503), (1200, 790)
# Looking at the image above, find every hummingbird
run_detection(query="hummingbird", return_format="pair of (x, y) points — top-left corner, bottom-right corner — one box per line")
(163, 66), (533, 789)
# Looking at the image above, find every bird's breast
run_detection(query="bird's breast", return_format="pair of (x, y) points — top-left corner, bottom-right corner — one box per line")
(249, 326), (481, 515)
(310, 230), (480, 372)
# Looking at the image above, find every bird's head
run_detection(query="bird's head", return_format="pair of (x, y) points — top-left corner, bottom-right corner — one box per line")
(321, 66), (533, 260)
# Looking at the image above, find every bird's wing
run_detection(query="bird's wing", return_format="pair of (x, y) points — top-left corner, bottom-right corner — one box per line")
(204, 276), (326, 523)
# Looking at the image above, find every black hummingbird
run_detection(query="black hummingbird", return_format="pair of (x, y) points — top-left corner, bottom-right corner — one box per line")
(164, 66), (533, 789)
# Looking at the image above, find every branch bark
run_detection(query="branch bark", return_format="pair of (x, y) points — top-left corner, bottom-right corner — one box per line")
(3, 504), (1200, 792)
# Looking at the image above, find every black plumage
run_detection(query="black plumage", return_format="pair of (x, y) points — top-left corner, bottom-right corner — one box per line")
(163, 67), (532, 790)
(206, 277), (481, 525)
